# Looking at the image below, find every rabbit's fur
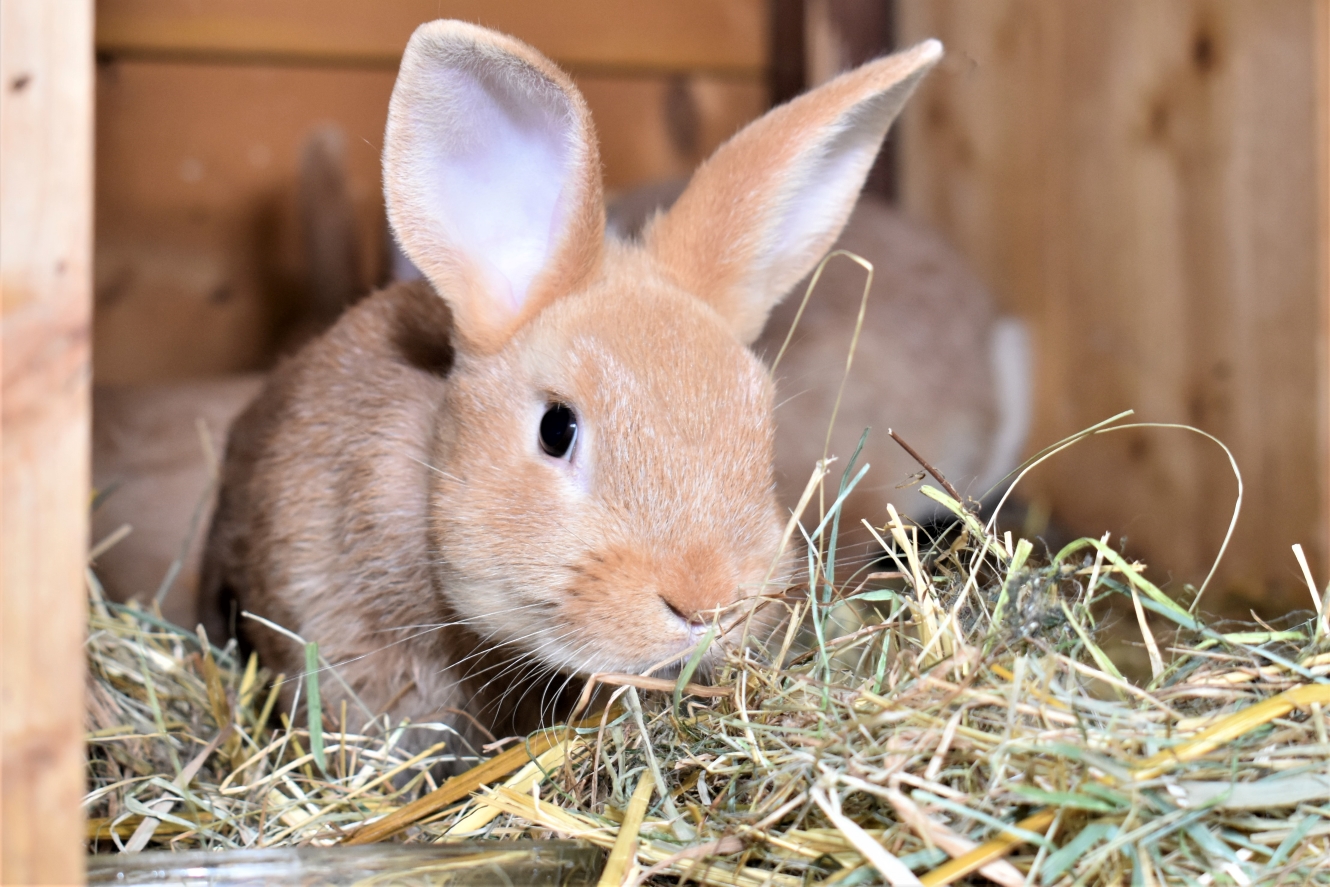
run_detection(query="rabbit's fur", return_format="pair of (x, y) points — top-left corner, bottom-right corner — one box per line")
(758, 198), (1031, 529)
(197, 21), (944, 741)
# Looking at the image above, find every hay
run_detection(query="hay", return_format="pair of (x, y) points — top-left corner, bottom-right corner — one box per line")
(86, 465), (1330, 885)
(84, 575), (470, 852)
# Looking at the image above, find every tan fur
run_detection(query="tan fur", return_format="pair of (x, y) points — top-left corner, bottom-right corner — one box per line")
(647, 41), (941, 344)
(200, 21), (940, 741)
(755, 198), (1001, 537)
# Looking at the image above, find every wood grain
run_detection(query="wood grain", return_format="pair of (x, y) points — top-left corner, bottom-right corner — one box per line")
(93, 60), (765, 384)
(95, 0), (767, 76)
(899, 0), (1323, 619)
(1, 0), (93, 882)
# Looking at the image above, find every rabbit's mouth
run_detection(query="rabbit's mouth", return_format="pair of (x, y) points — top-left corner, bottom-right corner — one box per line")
(537, 541), (786, 676)
(551, 589), (785, 681)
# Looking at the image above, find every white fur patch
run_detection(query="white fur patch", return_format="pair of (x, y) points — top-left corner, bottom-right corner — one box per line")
(979, 317), (1033, 492)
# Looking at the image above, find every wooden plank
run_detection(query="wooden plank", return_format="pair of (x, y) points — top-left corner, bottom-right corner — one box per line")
(769, 0), (807, 106)
(93, 59), (766, 384)
(94, 0), (767, 76)
(1, 1), (94, 883)
(583, 74), (767, 192)
(805, 0), (894, 86)
(1319, 0), (1330, 613)
(899, 0), (1322, 619)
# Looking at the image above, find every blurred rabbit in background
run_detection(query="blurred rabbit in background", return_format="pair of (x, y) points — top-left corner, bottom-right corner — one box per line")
(91, 126), (364, 630)
(607, 179), (1032, 569)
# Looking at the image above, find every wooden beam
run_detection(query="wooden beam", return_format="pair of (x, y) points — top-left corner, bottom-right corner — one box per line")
(1, 0), (94, 882)
(769, 0), (807, 106)
(95, 0), (768, 77)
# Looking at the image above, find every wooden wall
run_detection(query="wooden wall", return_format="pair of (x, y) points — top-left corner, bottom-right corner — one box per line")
(92, 0), (769, 384)
(2, 0), (94, 881)
(898, 0), (1327, 620)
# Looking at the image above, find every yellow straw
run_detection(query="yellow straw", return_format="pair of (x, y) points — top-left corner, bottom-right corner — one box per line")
(597, 770), (656, 887)
(1134, 684), (1330, 781)
(920, 810), (1057, 886)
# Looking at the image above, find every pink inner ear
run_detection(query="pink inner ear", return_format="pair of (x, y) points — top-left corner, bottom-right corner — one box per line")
(391, 47), (581, 319)
(643, 44), (940, 345)
(766, 128), (878, 272)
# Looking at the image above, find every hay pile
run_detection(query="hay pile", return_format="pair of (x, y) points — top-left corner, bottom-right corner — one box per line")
(84, 579), (467, 853)
(87, 470), (1330, 885)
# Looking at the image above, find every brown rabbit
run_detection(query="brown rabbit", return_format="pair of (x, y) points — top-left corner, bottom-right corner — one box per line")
(200, 20), (942, 741)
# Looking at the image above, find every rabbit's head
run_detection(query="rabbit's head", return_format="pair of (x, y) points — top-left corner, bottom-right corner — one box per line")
(383, 22), (940, 676)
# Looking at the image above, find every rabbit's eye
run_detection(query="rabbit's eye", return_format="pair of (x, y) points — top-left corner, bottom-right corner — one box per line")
(539, 403), (578, 459)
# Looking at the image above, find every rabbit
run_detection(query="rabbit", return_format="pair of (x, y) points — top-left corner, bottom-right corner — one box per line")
(199, 20), (944, 743)
(610, 183), (1033, 568)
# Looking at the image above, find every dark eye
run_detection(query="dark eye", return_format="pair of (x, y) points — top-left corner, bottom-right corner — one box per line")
(539, 403), (578, 459)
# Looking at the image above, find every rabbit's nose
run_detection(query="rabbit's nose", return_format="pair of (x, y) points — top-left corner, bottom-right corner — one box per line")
(656, 547), (736, 627)
(660, 596), (709, 628)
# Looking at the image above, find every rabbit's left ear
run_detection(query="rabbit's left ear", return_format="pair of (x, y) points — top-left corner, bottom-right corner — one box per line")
(383, 21), (604, 353)
(646, 41), (941, 345)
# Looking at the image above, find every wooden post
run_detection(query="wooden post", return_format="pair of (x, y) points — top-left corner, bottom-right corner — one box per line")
(1, 0), (94, 882)
(1318, 0), (1330, 606)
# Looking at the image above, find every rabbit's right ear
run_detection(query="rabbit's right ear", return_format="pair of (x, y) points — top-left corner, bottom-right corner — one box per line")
(383, 21), (604, 353)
